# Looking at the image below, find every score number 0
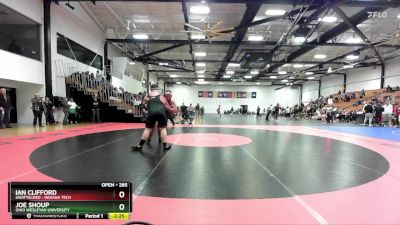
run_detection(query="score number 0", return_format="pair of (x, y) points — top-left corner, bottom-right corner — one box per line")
(118, 190), (126, 211)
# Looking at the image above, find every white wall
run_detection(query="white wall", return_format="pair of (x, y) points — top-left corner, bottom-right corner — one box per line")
(320, 75), (344, 97)
(346, 66), (381, 92)
(0, 0), (45, 124)
(384, 57), (400, 87)
(301, 81), (319, 102)
(170, 85), (300, 113)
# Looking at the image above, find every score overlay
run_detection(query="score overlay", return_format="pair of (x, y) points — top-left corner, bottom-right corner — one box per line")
(8, 182), (132, 220)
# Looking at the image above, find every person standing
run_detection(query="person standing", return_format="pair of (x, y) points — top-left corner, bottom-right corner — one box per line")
(62, 97), (70, 125)
(266, 104), (272, 121)
(0, 88), (12, 128)
(217, 105), (221, 118)
(31, 94), (46, 127)
(195, 103), (201, 120)
(272, 103), (280, 121)
(67, 98), (79, 124)
(256, 106), (261, 118)
(92, 93), (101, 123)
(44, 96), (55, 125)
(188, 103), (195, 124)
(362, 101), (374, 127)
(132, 84), (177, 151)
(201, 106), (205, 117)
(164, 91), (176, 127)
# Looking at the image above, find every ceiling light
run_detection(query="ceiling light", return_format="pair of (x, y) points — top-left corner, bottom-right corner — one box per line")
(228, 63), (240, 67)
(223, 75), (231, 78)
(159, 62), (168, 66)
(304, 64), (316, 67)
(142, 80), (146, 83)
(133, 34), (148, 39)
(293, 64), (304, 68)
(397, 14), (400, 19)
(32, 51), (36, 54)
(194, 52), (206, 57)
(314, 54), (327, 59)
(244, 75), (252, 79)
(320, 16), (337, 23)
(343, 65), (354, 69)
(346, 37), (362, 43)
(197, 74), (205, 78)
(256, 82), (260, 85)
(196, 70), (205, 74)
(196, 62), (206, 67)
(250, 70), (259, 75)
(176, 81), (182, 84)
(266, 64), (270, 68)
(345, 54), (359, 60)
(191, 34), (206, 40)
(282, 79), (288, 83)
(282, 64), (291, 67)
(248, 35), (264, 41)
(134, 19), (150, 23)
(278, 71), (287, 75)
(226, 70), (235, 75)
(305, 71), (314, 75)
(198, 78), (205, 82)
(288, 76), (294, 79)
(265, 9), (286, 16)
(169, 74), (178, 78)
(307, 76), (315, 80)
(269, 76), (277, 79)
(293, 36), (306, 44)
(128, 61), (135, 65)
(219, 82), (223, 85)
(190, 5), (210, 14)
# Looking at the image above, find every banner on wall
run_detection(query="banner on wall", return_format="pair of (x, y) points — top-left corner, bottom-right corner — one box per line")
(198, 91), (255, 98)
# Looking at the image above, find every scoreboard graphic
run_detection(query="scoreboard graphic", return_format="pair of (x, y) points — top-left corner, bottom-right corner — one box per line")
(8, 182), (132, 220)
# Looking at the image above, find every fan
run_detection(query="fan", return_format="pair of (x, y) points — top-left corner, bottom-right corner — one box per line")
(371, 29), (400, 46)
(327, 60), (364, 74)
(184, 21), (235, 41)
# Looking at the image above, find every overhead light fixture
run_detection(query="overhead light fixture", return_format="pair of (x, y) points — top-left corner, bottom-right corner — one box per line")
(227, 63), (240, 67)
(159, 62), (169, 66)
(307, 76), (315, 80)
(320, 16), (337, 23)
(304, 64), (316, 67)
(293, 36), (306, 44)
(346, 37), (362, 43)
(223, 75), (231, 78)
(32, 51), (36, 54)
(198, 78), (205, 82)
(278, 71), (287, 75)
(195, 80), (209, 85)
(190, 5), (210, 14)
(398, 14), (400, 19)
(133, 34), (148, 39)
(266, 64), (270, 68)
(219, 82), (224, 85)
(345, 54), (359, 60)
(293, 64), (304, 68)
(142, 80), (146, 84)
(196, 62), (206, 67)
(305, 71), (314, 75)
(226, 70), (235, 75)
(282, 79), (288, 83)
(256, 82), (260, 85)
(248, 35), (264, 41)
(194, 52), (206, 57)
(197, 74), (205, 78)
(191, 34), (206, 40)
(288, 76), (294, 79)
(343, 64), (354, 69)
(176, 81), (182, 84)
(265, 9), (286, 16)
(169, 74), (178, 78)
(128, 61), (135, 65)
(244, 75), (252, 79)
(250, 70), (259, 75)
(282, 64), (291, 67)
(196, 70), (205, 74)
(269, 76), (277, 79)
(314, 54), (327, 59)
(134, 19), (150, 23)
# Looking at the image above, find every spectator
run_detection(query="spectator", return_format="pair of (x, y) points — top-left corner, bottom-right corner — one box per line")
(360, 89), (365, 98)
(383, 101), (393, 125)
(31, 94), (46, 127)
(266, 104), (272, 121)
(0, 88), (12, 128)
(62, 97), (70, 125)
(375, 103), (384, 125)
(92, 93), (101, 123)
(188, 103), (195, 124)
(44, 96), (55, 125)
(362, 102), (374, 127)
(68, 98), (79, 124)
(386, 85), (393, 93)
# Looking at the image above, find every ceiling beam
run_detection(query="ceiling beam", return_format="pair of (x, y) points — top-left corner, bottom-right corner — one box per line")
(181, 0), (196, 69)
(216, 2), (262, 78)
(134, 43), (187, 60)
(107, 39), (400, 48)
(56, 0), (399, 7)
(266, 6), (390, 84)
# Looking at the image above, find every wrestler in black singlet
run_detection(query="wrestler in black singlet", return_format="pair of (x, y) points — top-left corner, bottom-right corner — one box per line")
(146, 94), (167, 128)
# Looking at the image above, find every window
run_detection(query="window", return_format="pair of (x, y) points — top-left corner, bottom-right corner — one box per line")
(0, 3), (41, 60)
(57, 33), (103, 70)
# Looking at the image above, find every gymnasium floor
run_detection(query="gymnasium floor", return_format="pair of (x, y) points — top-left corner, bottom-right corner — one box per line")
(1, 115), (400, 224)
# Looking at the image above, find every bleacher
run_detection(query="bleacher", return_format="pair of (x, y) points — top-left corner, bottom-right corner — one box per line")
(65, 72), (144, 122)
